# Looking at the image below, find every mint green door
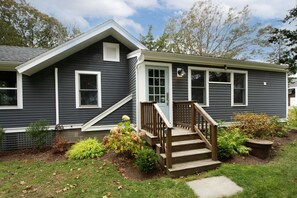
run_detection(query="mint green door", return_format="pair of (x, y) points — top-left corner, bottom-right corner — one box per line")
(146, 66), (169, 120)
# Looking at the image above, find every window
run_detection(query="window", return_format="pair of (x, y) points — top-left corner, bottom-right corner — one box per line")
(75, 71), (101, 108)
(232, 73), (247, 106)
(148, 69), (166, 103)
(191, 70), (207, 105)
(0, 71), (22, 109)
(209, 72), (230, 83)
(103, 42), (120, 62)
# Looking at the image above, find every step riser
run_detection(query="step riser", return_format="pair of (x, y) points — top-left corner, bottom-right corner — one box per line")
(168, 163), (221, 178)
(161, 152), (211, 164)
(172, 134), (199, 142)
(172, 142), (206, 152)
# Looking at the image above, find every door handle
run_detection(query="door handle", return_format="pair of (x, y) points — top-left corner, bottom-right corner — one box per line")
(166, 92), (169, 105)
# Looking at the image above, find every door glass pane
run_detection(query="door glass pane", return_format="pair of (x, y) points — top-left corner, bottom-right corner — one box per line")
(148, 68), (166, 104)
(149, 87), (154, 94)
(191, 70), (205, 87)
(149, 69), (154, 77)
(154, 70), (159, 77)
(0, 71), (16, 88)
(155, 78), (159, 86)
(80, 74), (97, 89)
(80, 91), (98, 105)
(0, 90), (17, 106)
(149, 78), (153, 86)
(155, 87), (159, 94)
(160, 70), (165, 77)
(155, 95), (160, 103)
(160, 78), (165, 86)
(160, 87), (165, 94)
(160, 95), (165, 103)
(149, 95), (154, 101)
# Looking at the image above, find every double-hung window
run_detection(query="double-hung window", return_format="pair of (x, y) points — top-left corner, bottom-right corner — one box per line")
(232, 72), (247, 106)
(191, 70), (207, 105)
(75, 71), (101, 108)
(0, 71), (22, 109)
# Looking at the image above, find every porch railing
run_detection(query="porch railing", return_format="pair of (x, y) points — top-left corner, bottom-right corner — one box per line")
(140, 102), (173, 168)
(173, 101), (218, 161)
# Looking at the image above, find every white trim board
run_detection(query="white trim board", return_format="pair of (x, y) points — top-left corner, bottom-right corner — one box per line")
(81, 94), (133, 131)
(55, 68), (59, 124)
(17, 20), (147, 76)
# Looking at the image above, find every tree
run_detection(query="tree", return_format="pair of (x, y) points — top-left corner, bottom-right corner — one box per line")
(269, 6), (297, 73)
(140, 25), (170, 52)
(161, 0), (264, 59)
(0, 0), (80, 48)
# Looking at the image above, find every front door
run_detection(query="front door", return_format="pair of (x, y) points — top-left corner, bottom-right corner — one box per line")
(146, 66), (170, 119)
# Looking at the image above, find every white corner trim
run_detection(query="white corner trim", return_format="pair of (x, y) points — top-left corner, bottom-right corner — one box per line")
(286, 72), (289, 119)
(81, 94), (133, 131)
(55, 68), (59, 124)
(103, 42), (120, 62)
(75, 70), (102, 109)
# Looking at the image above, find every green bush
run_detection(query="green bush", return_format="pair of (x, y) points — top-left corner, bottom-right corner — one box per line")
(103, 115), (145, 157)
(271, 116), (287, 137)
(288, 107), (297, 127)
(135, 148), (158, 173)
(26, 119), (49, 150)
(66, 138), (105, 160)
(218, 128), (250, 160)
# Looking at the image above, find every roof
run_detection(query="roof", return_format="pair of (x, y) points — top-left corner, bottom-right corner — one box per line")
(17, 20), (147, 76)
(128, 50), (288, 73)
(0, 45), (48, 64)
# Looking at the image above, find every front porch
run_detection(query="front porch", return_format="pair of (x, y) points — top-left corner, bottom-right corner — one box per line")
(140, 101), (221, 178)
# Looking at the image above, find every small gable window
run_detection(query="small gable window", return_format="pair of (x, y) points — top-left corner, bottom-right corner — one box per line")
(0, 71), (23, 109)
(75, 71), (102, 108)
(103, 42), (120, 62)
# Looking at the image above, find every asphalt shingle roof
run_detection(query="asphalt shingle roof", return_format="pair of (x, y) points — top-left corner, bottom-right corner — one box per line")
(0, 45), (48, 63)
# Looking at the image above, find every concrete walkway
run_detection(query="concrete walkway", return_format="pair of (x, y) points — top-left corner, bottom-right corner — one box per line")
(187, 176), (243, 198)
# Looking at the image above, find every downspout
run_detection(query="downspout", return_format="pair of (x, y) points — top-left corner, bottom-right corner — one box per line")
(55, 67), (60, 125)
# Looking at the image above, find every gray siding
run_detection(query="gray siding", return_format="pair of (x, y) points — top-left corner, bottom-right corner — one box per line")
(56, 36), (133, 125)
(0, 67), (56, 128)
(128, 57), (137, 123)
(171, 63), (286, 122)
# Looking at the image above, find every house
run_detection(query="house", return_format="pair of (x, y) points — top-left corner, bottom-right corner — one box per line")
(0, 20), (288, 176)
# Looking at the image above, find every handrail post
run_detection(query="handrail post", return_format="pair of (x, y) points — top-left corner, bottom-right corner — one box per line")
(153, 106), (156, 136)
(211, 125), (218, 161)
(166, 128), (172, 169)
(191, 102), (196, 132)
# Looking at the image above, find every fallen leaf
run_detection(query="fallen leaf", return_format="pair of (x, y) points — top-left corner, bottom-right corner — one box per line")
(107, 192), (112, 197)
(77, 168), (81, 171)
(53, 173), (56, 176)
(22, 190), (27, 194)
(82, 189), (86, 192)
(118, 185), (123, 190)
(24, 185), (32, 190)
(75, 175), (80, 179)
(20, 181), (25, 185)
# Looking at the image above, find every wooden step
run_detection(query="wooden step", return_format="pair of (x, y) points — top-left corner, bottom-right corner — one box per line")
(167, 159), (221, 178)
(171, 132), (200, 142)
(160, 148), (211, 164)
(156, 139), (206, 153)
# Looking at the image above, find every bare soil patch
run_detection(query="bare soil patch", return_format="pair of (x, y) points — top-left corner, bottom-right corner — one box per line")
(227, 129), (297, 165)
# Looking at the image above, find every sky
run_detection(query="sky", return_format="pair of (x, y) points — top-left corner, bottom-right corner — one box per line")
(26, 0), (296, 39)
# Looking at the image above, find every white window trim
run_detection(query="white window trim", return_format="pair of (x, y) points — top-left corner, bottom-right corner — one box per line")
(103, 42), (120, 62)
(188, 66), (248, 107)
(75, 70), (102, 109)
(188, 67), (209, 107)
(0, 71), (23, 110)
(231, 71), (248, 107)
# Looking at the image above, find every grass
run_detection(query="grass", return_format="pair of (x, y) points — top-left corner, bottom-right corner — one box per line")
(1, 140), (297, 197)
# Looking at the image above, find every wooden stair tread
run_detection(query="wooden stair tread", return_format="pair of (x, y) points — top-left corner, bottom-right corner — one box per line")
(168, 159), (221, 172)
(160, 148), (210, 158)
(172, 139), (204, 146)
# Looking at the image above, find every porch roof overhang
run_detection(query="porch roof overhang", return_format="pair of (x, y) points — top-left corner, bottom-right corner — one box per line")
(128, 50), (288, 73)
(16, 20), (147, 76)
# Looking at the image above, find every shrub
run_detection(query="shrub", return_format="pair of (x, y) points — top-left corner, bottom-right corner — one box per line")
(66, 138), (105, 160)
(135, 148), (158, 173)
(26, 119), (49, 150)
(271, 116), (287, 137)
(217, 128), (250, 160)
(232, 112), (278, 139)
(103, 115), (144, 157)
(288, 107), (297, 127)
(52, 135), (68, 154)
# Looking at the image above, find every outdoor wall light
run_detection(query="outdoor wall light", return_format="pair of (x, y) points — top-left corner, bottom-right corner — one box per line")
(177, 68), (186, 77)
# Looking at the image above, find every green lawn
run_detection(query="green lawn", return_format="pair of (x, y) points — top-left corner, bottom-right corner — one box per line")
(1, 140), (297, 198)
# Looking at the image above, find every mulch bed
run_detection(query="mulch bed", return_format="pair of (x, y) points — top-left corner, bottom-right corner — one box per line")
(1, 129), (297, 178)
(226, 129), (297, 165)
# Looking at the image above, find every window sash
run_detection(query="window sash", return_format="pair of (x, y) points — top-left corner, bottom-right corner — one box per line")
(233, 73), (247, 105)
(79, 74), (98, 106)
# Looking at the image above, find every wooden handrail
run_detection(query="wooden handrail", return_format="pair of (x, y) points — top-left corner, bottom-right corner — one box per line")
(173, 101), (218, 161)
(140, 102), (173, 168)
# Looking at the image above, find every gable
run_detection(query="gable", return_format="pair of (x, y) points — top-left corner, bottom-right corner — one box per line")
(16, 20), (146, 76)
